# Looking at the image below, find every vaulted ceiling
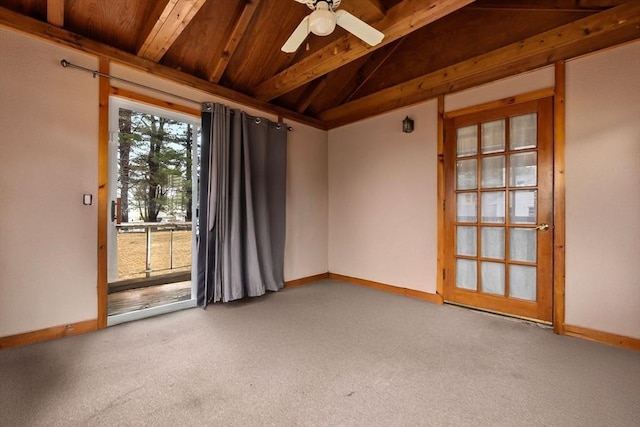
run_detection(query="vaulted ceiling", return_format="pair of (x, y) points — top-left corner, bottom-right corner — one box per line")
(1, 0), (638, 129)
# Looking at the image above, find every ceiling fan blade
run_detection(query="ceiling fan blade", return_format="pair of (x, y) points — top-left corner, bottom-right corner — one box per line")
(335, 10), (384, 46)
(282, 16), (310, 53)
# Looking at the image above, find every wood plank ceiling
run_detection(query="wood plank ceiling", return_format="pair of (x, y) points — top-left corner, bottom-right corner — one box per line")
(1, 0), (638, 129)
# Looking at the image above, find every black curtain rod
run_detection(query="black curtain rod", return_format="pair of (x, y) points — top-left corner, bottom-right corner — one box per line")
(60, 59), (293, 131)
(61, 59), (202, 106)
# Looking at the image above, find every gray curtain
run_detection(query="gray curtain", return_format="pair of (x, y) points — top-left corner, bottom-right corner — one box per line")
(197, 103), (287, 306)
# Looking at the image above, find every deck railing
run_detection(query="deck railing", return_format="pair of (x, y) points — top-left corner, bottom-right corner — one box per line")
(116, 222), (192, 279)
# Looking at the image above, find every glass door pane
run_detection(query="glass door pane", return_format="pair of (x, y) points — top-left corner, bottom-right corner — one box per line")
(457, 125), (477, 157)
(457, 226), (477, 256)
(481, 262), (505, 296)
(509, 190), (537, 224)
(481, 155), (506, 188)
(457, 193), (477, 222)
(481, 120), (505, 154)
(457, 159), (477, 190)
(456, 259), (477, 290)
(481, 192), (505, 223)
(510, 113), (537, 150)
(481, 227), (505, 260)
(510, 228), (536, 262)
(509, 265), (536, 301)
(510, 152), (537, 187)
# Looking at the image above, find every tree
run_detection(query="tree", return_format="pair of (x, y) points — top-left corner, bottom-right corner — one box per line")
(119, 111), (191, 222)
(183, 124), (193, 221)
(117, 109), (135, 223)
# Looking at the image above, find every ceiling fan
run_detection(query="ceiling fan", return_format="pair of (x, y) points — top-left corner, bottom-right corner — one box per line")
(282, 0), (385, 53)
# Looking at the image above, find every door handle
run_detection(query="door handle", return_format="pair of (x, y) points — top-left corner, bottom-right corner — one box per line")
(111, 200), (117, 222)
(535, 223), (550, 232)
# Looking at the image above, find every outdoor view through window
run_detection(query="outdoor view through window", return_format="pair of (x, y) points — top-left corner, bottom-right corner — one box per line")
(108, 101), (199, 318)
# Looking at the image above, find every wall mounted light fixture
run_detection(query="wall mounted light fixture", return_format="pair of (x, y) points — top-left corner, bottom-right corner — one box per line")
(402, 116), (414, 133)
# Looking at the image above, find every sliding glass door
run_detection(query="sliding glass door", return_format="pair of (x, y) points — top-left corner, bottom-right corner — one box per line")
(107, 96), (200, 325)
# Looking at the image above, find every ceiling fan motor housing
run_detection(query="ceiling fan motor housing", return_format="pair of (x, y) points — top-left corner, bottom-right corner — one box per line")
(309, 1), (336, 36)
(302, 0), (341, 9)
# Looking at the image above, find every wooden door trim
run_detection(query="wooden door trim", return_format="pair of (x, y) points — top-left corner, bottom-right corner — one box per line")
(109, 87), (201, 117)
(553, 61), (567, 334)
(436, 96), (446, 298)
(445, 98), (550, 126)
(536, 97), (555, 322)
(97, 57), (109, 329)
(444, 87), (555, 119)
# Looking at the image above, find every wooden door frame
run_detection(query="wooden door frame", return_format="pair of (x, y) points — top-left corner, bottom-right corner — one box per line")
(437, 62), (566, 333)
(552, 61), (566, 335)
(96, 70), (202, 329)
(97, 57), (109, 329)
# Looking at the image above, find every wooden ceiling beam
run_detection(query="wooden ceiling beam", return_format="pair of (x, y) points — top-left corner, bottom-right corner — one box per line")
(468, 0), (625, 12)
(47, 0), (64, 27)
(137, 0), (207, 62)
(320, 1), (640, 128)
(345, 0), (387, 21)
(579, 0), (628, 6)
(0, 6), (326, 130)
(296, 77), (329, 113)
(253, 0), (475, 101)
(208, 0), (261, 84)
(343, 37), (405, 104)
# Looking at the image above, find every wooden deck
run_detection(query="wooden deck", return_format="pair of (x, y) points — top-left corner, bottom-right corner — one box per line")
(108, 281), (192, 316)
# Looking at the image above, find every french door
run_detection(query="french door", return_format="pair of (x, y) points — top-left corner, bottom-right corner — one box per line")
(444, 98), (553, 323)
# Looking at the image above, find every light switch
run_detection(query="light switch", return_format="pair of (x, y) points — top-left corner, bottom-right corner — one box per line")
(83, 194), (93, 205)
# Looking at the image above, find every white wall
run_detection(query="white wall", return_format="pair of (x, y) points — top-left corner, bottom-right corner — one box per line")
(0, 28), (99, 336)
(0, 29), (328, 338)
(328, 101), (438, 293)
(285, 125), (329, 280)
(565, 41), (640, 339)
(445, 67), (554, 112)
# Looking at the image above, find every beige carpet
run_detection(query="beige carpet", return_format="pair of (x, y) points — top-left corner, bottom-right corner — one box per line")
(1, 279), (639, 426)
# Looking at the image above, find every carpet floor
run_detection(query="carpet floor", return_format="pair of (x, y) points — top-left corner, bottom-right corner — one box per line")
(1, 279), (639, 426)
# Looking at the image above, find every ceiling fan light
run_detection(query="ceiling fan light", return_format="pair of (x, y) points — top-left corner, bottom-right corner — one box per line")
(309, 9), (336, 36)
